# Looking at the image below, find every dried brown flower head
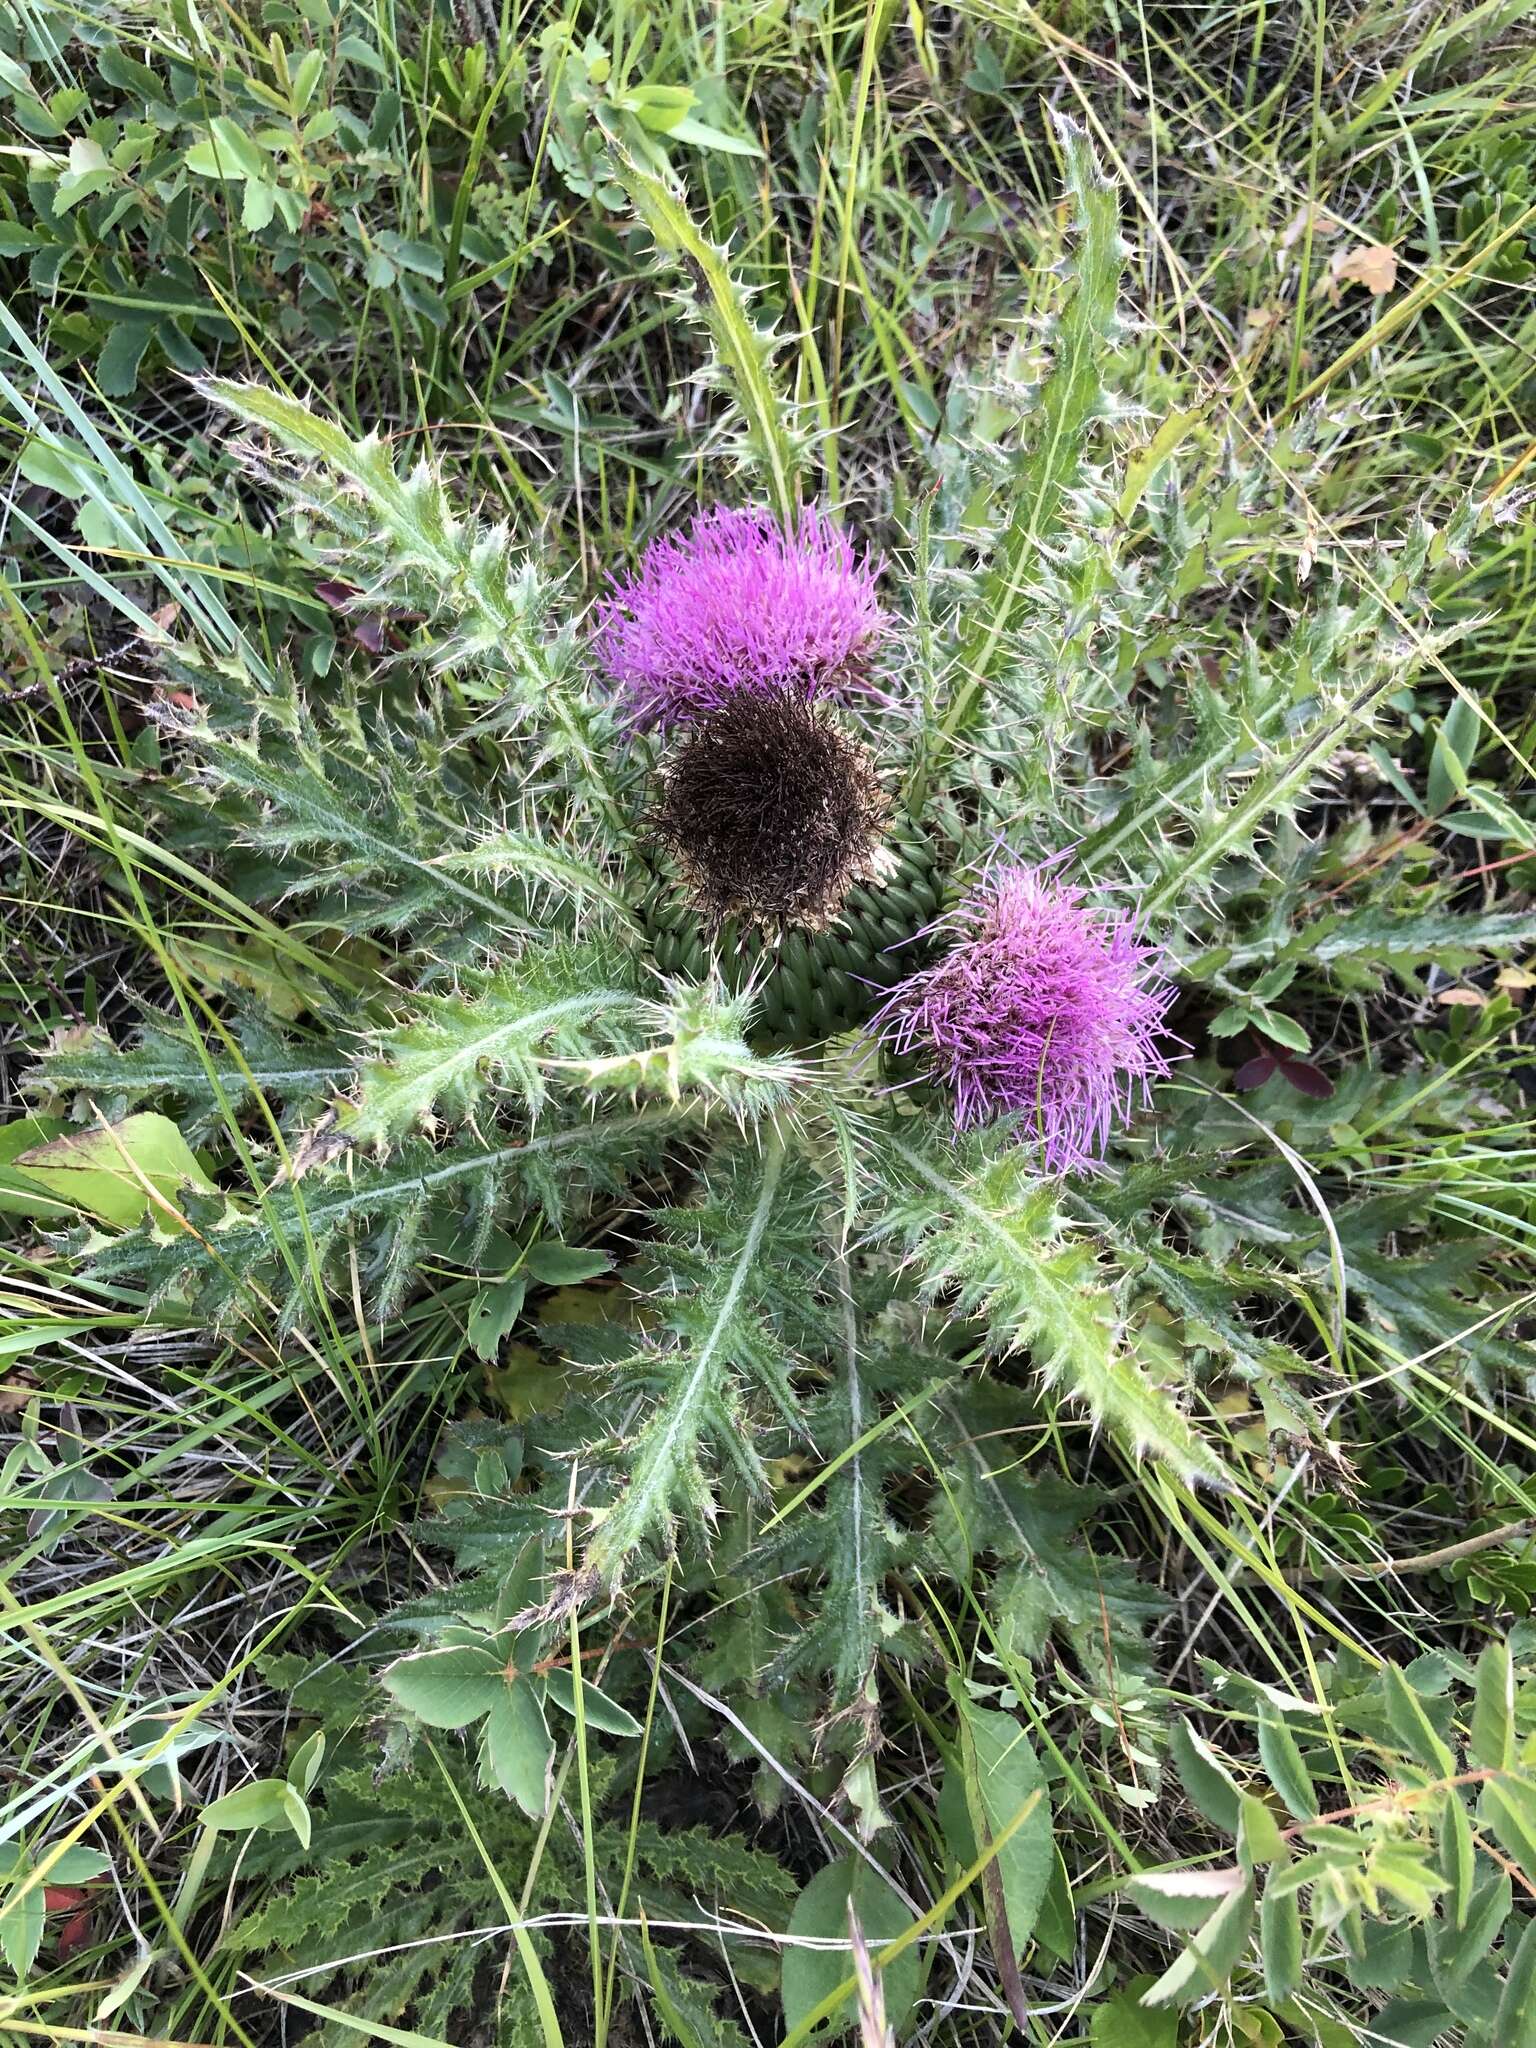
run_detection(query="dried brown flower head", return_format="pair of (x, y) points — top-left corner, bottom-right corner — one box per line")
(652, 689), (892, 932)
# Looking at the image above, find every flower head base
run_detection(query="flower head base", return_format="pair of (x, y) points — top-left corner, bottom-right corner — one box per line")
(652, 688), (891, 933)
(594, 504), (884, 727)
(875, 861), (1172, 1173)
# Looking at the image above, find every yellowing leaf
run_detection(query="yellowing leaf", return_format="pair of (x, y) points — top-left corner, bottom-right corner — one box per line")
(1331, 242), (1397, 297)
(13, 1114), (215, 1227)
(167, 933), (311, 1020)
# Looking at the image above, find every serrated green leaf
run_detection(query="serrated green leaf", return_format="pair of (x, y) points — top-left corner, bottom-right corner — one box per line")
(1497, 1913), (1536, 2046)
(1469, 1641), (1514, 1772)
(1432, 1870), (1510, 1990)
(1439, 1791), (1476, 1931)
(1349, 1916), (1416, 1991)
(1384, 1665), (1456, 1778)
(468, 1273), (527, 1362)
(0, 1859), (44, 1981)
(1169, 1718), (1242, 1834)
(1259, 1708), (1318, 1821)
(1260, 1872), (1303, 2002)
(1034, 1847), (1076, 1962)
(942, 1697), (1054, 1958)
(1370, 1998), (1457, 2048)
(1090, 1987), (1178, 2046)
(1484, 1778), (1536, 1885)
(1127, 1867), (1241, 1932)
(1239, 1793), (1287, 1866)
(1140, 1879), (1254, 2007)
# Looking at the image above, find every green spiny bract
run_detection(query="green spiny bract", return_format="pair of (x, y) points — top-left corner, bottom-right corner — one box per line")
(641, 820), (944, 1044)
(46, 123), (1517, 1762)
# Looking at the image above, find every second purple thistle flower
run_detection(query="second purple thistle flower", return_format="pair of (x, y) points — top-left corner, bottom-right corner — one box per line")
(876, 862), (1174, 1175)
(592, 503), (885, 728)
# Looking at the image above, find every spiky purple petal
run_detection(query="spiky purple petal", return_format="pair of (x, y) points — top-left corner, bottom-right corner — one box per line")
(876, 861), (1173, 1174)
(592, 504), (884, 727)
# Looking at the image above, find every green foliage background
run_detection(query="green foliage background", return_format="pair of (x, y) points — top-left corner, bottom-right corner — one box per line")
(2, 1), (1536, 2044)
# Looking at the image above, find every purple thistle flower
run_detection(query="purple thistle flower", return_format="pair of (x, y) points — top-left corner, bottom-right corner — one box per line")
(875, 861), (1173, 1174)
(593, 504), (885, 727)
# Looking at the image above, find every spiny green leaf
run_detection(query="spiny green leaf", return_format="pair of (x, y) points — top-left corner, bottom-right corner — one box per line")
(434, 830), (633, 918)
(197, 379), (621, 814)
(878, 1132), (1226, 1489)
(87, 1110), (685, 1328)
(943, 112), (1127, 745)
(587, 1137), (822, 1580)
(27, 1012), (350, 1141)
(352, 944), (643, 1142)
(608, 144), (803, 520)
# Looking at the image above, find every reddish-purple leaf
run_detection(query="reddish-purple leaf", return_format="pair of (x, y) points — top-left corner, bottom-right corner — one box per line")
(1232, 1055), (1278, 1091)
(351, 616), (392, 654)
(1278, 1057), (1334, 1099)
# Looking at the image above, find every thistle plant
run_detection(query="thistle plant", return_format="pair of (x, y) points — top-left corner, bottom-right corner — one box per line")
(594, 502), (886, 725)
(650, 686), (893, 931)
(874, 859), (1173, 1174)
(33, 123), (1514, 1845)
